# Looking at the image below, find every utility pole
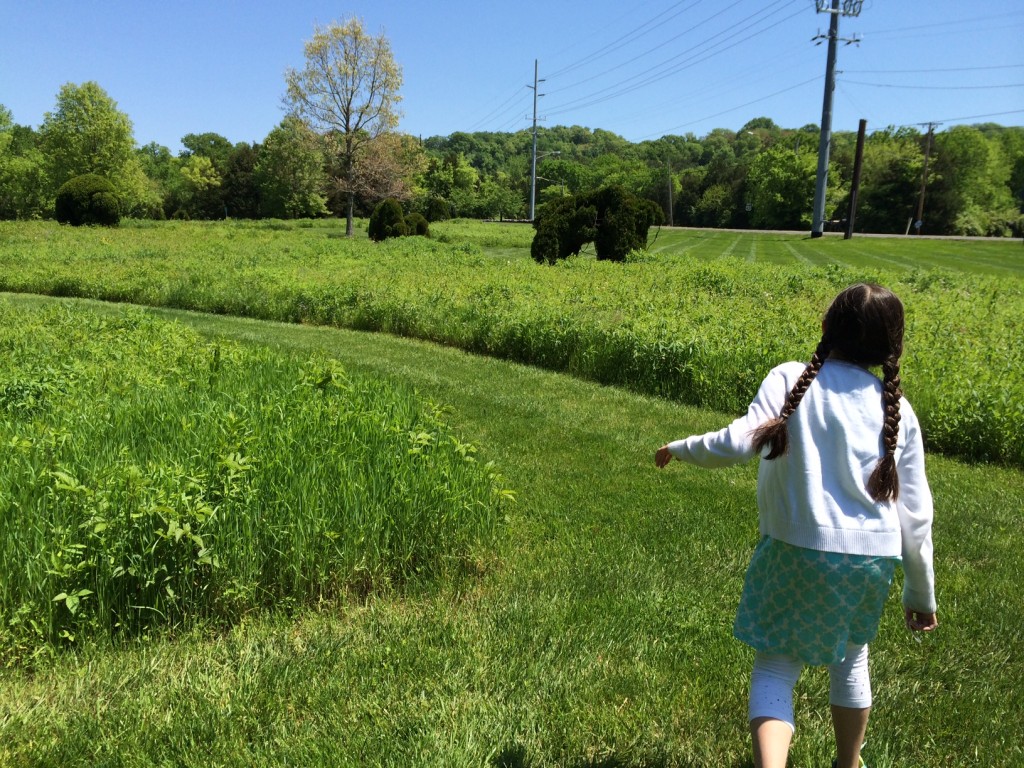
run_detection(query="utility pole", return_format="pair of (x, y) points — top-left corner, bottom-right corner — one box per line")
(528, 60), (544, 221)
(667, 161), (675, 226)
(913, 122), (937, 235)
(845, 118), (867, 239)
(810, 0), (862, 238)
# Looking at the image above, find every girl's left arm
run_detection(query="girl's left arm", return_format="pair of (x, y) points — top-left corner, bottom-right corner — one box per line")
(896, 402), (937, 614)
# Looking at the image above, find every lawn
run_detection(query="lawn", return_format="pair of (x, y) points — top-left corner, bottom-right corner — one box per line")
(0, 221), (1020, 766)
(0, 293), (1019, 767)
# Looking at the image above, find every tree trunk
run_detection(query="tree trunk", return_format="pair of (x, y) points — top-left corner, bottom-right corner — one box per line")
(346, 190), (355, 236)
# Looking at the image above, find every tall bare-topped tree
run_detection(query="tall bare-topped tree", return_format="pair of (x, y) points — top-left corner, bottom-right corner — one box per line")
(284, 18), (403, 236)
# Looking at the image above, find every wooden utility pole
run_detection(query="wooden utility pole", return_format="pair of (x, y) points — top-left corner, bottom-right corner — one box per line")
(845, 119), (867, 239)
(913, 122), (937, 235)
(667, 161), (675, 226)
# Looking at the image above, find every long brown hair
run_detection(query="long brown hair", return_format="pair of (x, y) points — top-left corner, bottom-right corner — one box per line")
(750, 283), (905, 501)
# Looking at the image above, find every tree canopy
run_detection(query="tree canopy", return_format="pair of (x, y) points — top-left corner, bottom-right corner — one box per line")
(38, 82), (149, 214)
(284, 17), (403, 235)
(1, 84), (1022, 237)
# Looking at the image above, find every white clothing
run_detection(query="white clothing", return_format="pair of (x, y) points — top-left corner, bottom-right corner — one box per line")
(749, 644), (872, 728)
(667, 359), (936, 613)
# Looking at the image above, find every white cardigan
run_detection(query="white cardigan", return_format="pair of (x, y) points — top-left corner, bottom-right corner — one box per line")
(667, 359), (936, 613)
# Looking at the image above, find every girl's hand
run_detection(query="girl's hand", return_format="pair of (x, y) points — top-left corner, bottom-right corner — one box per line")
(905, 608), (938, 632)
(655, 445), (673, 468)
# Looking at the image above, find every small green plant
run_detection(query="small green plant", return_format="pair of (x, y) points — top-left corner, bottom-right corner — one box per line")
(54, 174), (120, 227)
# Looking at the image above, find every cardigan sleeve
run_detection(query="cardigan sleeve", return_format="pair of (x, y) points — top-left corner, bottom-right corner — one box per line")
(895, 401), (937, 613)
(665, 364), (792, 468)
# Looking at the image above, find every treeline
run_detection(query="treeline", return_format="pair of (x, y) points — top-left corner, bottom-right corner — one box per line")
(2, 82), (1022, 235)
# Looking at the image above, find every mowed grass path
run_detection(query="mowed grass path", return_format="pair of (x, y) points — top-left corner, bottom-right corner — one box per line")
(0, 293), (1021, 767)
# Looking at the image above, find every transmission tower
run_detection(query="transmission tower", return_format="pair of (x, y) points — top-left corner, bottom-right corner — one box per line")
(528, 60), (545, 221)
(810, 0), (862, 238)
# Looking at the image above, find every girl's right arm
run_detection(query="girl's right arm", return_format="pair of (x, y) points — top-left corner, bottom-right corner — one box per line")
(657, 364), (793, 469)
(905, 608), (939, 632)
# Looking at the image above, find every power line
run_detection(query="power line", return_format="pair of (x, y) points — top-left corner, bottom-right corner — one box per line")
(548, 0), (800, 103)
(843, 80), (1024, 90)
(844, 64), (1024, 74)
(638, 74), (822, 139)
(545, 1), (806, 118)
(859, 10), (1024, 35)
(542, 0), (691, 79)
(613, 42), (814, 133)
(863, 20), (1024, 42)
(927, 108), (1024, 124)
(545, 0), (735, 95)
(546, 0), (705, 80)
(465, 85), (533, 132)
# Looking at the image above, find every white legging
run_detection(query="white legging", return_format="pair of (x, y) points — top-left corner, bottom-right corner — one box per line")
(749, 644), (871, 731)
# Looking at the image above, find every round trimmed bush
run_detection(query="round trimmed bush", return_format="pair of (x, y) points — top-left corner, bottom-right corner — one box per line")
(405, 212), (430, 237)
(55, 174), (120, 227)
(423, 196), (450, 222)
(368, 198), (408, 241)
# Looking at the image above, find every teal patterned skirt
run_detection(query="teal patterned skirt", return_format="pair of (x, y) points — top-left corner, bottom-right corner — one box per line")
(734, 536), (898, 665)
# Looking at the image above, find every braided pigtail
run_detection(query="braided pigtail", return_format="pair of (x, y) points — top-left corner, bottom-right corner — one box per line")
(751, 341), (829, 460)
(867, 355), (902, 501)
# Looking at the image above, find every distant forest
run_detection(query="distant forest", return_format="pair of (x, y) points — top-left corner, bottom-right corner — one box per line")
(3, 83), (1022, 236)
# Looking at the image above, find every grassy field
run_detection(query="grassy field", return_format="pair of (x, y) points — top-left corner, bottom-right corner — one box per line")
(0, 294), (1020, 767)
(0, 221), (1021, 766)
(0, 219), (1021, 466)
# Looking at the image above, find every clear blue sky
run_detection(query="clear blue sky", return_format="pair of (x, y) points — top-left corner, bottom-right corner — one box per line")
(2, 0), (1022, 153)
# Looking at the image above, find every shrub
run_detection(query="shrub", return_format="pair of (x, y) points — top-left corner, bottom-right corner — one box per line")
(589, 186), (663, 262)
(530, 218), (561, 264)
(530, 196), (598, 264)
(368, 198), (408, 241)
(531, 186), (660, 263)
(405, 212), (430, 237)
(54, 174), (120, 227)
(423, 196), (451, 222)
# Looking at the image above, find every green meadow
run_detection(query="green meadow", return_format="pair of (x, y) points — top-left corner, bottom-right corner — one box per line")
(0, 221), (1021, 766)
(0, 219), (1021, 465)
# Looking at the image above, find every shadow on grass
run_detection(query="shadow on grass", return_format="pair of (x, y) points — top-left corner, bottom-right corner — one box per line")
(490, 743), (756, 768)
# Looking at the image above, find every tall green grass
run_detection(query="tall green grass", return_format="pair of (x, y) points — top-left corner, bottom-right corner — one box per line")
(0, 300), (508, 662)
(0, 220), (1021, 466)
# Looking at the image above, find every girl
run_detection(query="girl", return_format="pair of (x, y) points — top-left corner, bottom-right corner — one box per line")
(655, 283), (937, 768)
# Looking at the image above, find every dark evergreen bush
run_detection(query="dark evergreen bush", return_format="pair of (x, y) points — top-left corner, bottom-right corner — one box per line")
(405, 212), (430, 237)
(531, 186), (659, 263)
(530, 218), (562, 264)
(531, 196), (598, 264)
(588, 186), (663, 262)
(54, 174), (120, 227)
(424, 196), (450, 222)
(368, 198), (408, 241)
